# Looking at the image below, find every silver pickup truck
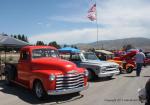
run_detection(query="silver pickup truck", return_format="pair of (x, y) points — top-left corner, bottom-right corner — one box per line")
(61, 51), (119, 80)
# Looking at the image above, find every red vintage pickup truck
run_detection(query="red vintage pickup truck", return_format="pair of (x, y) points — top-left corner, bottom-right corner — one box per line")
(4, 46), (88, 99)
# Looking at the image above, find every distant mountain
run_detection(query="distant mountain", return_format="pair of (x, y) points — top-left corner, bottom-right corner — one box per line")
(76, 37), (150, 51)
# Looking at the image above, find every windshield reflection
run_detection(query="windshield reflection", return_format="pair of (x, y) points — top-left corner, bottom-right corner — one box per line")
(82, 53), (99, 60)
(32, 49), (59, 58)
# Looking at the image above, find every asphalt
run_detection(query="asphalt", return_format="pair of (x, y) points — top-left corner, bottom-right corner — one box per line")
(0, 66), (149, 105)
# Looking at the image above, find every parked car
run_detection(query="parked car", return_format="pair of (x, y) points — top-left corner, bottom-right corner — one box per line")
(4, 46), (88, 99)
(59, 48), (119, 80)
(95, 50), (114, 61)
(144, 52), (150, 66)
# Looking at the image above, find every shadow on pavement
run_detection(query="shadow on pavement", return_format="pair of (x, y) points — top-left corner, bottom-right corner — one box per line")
(89, 77), (115, 83)
(0, 81), (83, 105)
(124, 76), (137, 78)
(143, 76), (150, 77)
(0, 80), (5, 83)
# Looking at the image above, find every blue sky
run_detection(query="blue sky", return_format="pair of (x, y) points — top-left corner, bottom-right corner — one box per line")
(0, 0), (90, 34)
(0, 0), (150, 44)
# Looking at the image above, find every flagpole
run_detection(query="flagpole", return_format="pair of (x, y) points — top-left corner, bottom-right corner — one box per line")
(95, 2), (99, 49)
(95, 1), (103, 49)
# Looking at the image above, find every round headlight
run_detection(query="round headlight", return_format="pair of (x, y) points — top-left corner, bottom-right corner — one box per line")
(84, 70), (89, 77)
(101, 67), (106, 70)
(49, 74), (55, 81)
(116, 64), (119, 68)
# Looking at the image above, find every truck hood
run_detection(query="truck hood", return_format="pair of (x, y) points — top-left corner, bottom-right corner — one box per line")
(31, 57), (82, 74)
(108, 59), (122, 66)
(83, 60), (119, 67)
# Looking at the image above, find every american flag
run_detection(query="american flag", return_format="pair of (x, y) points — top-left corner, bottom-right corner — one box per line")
(88, 3), (96, 13)
(87, 3), (96, 21)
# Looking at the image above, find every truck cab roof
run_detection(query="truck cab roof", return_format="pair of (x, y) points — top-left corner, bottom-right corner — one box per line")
(21, 46), (57, 51)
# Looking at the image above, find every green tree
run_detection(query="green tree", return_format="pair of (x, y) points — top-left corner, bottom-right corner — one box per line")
(74, 46), (78, 49)
(36, 41), (45, 45)
(25, 36), (29, 42)
(21, 34), (26, 42)
(122, 44), (135, 51)
(48, 41), (61, 49)
(14, 35), (17, 39)
(88, 48), (95, 52)
(71, 45), (74, 48)
(63, 44), (69, 47)
(71, 45), (78, 49)
(12, 34), (29, 43)
(18, 34), (22, 40)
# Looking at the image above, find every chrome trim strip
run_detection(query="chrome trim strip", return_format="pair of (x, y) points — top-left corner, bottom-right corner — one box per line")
(47, 85), (88, 95)
(98, 70), (120, 77)
(56, 82), (84, 87)
(56, 78), (84, 83)
(56, 73), (84, 77)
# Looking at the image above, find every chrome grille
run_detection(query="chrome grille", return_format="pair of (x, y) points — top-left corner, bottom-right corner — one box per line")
(105, 66), (117, 71)
(56, 73), (84, 90)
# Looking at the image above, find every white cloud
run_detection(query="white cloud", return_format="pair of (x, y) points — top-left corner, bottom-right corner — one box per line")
(29, 28), (97, 44)
(29, 26), (149, 44)
(98, 0), (150, 27)
(48, 16), (89, 23)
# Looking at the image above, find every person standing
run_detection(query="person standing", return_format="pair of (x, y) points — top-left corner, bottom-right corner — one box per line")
(135, 49), (145, 76)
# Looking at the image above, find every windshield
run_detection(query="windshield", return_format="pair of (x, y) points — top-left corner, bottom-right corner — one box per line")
(83, 52), (99, 60)
(32, 49), (59, 58)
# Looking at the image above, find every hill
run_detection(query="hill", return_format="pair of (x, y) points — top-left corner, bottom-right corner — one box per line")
(76, 37), (150, 51)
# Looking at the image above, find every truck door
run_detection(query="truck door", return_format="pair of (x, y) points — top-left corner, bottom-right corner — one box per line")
(71, 53), (81, 67)
(17, 51), (31, 85)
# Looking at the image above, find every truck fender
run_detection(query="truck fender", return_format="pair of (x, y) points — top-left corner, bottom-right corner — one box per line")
(30, 78), (47, 91)
(30, 78), (42, 90)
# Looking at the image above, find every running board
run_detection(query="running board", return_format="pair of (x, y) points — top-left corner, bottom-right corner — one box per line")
(11, 80), (29, 89)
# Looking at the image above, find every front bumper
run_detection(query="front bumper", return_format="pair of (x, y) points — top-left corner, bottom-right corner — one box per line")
(98, 70), (120, 77)
(47, 84), (89, 95)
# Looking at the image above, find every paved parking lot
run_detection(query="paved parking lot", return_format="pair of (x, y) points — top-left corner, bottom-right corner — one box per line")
(0, 66), (149, 105)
